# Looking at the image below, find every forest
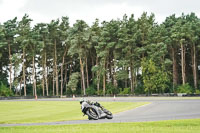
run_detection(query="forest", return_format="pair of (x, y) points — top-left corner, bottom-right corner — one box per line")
(0, 12), (200, 96)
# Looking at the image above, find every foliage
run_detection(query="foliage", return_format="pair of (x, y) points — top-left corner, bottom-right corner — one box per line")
(66, 88), (73, 95)
(0, 82), (13, 96)
(119, 88), (131, 95)
(116, 70), (129, 81)
(1, 13), (200, 96)
(106, 83), (119, 95)
(67, 72), (80, 92)
(98, 90), (104, 96)
(134, 85), (145, 94)
(195, 89), (200, 94)
(142, 58), (171, 94)
(86, 85), (96, 95)
(177, 83), (193, 94)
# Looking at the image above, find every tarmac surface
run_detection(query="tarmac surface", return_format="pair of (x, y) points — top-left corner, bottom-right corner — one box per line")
(1, 97), (200, 126)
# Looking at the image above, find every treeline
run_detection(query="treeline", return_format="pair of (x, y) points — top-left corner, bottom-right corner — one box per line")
(0, 12), (200, 96)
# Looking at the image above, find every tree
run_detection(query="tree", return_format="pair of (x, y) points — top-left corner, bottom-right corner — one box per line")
(68, 20), (89, 95)
(67, 72), (80, 94)
(185, 13), (199, 89)
(117, 14), (140, 92)
(48, 19), (60, 96)
(90, 19), (101, 94)
(3, 17), (17, 91)
(96, 20), (120, 95)
(163, 14), (179, 88)
(137, 12), (155, 58)
(1, 12), (200, 96)
(170, 14), (187, 85)
(34, 23), (49, 96)
(29, 25), (42, 97)
(59, 16), (70, 96)
(141, 58), (170, 94)
(0, 82), (13, 96)
(16, 14), (32, 96)
(0, 24), (9, 86)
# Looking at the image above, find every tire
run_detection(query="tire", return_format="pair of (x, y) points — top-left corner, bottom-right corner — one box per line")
(106, 112), (113, 119)
(86, 107), (99, 120)
(106, 114), (113, 119)
(104, 109), (113, 119)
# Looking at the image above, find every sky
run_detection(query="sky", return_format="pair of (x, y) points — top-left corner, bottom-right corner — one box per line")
(0, 0), (200, 26)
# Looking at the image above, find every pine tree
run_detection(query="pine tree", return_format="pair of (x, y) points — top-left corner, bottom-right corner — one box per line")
(16, 14), (32, 96)
(68, 20), (89, 95)
(3, 17), (17, 91)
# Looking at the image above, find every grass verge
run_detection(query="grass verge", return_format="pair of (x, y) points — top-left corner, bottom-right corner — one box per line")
(0, 119), (200, 133)
(0, 101), (149, 124)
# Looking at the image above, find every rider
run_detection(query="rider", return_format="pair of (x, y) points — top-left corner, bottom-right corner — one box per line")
(79, 98), (100, 107)
(79, 98), (93, 104)
(79, 98), (85, 104)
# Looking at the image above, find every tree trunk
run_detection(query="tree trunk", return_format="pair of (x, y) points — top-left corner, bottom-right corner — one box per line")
(103, 59), (106, 95)
(135, 68), (138, 89)
(32, 56), (37, 97)
(53, 65), (55, 96)
(14, 67), (17, 95)
(44, 52), (48, 96)
(61, 63), (63, 97)
(20, 77), (22, 96)
(172, 47), (179, 88)
(125, 67), (128, 88)
(130, 65), (134, 93)
(96, 57), (100, 95)
(192, 44), (197, 89)
(80, 57), (86, 95)
(103, 73), (106, 95)
(54, 40), (59, 96)
(22, 48), (26, 96)
(35, 62), (37, 95)
(113, 60), (117, 88)
(80, 73), (83, 92)
(64, 64), (68, 95)
(61, 49), (67, 96)
(68, 61), (73, 93)
(85, 57), (89, 89)
(42, 66), (45, 96)
(8, 43), (12, 91)
(108, 59), (112, 83)
(181, 43), (186, 85)
(42, 54), (45, 96)
(92, 57), (94, 80)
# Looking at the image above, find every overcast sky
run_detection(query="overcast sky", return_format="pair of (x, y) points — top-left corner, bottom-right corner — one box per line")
(0, 0), (200, 26)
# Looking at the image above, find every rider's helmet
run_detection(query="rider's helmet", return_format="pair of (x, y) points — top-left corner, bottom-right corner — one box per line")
(79, 98), (84, 104)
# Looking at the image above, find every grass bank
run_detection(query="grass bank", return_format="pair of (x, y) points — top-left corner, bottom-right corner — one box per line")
(0, 101), (149, 124)
(0, 119), (199, 133)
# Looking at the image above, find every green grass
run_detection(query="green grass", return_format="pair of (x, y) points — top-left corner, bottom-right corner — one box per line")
(0, 119), (200, 133)
(0, 101), (149, 124)
(116, 97), (200, 100)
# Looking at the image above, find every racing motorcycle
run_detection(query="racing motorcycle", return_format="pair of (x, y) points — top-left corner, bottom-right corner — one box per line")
(80, 99), (113, 120)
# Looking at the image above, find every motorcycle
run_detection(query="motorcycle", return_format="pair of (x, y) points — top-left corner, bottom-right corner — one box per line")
(80, 99), (113, 120)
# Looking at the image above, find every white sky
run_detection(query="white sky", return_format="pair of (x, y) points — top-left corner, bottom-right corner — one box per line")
(0, 0), (200, 26)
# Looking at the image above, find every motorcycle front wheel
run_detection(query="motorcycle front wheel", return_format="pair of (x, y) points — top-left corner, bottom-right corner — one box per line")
(103, 109), (113, 119)
(106, 113), (113, 119)
(86, 107), (99, 120)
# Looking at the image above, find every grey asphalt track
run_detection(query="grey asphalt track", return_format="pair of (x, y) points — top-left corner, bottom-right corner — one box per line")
(0, 97), (200, 127)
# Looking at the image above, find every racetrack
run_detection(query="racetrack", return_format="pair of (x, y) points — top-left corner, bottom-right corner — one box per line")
(1, 97), (200, 127)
